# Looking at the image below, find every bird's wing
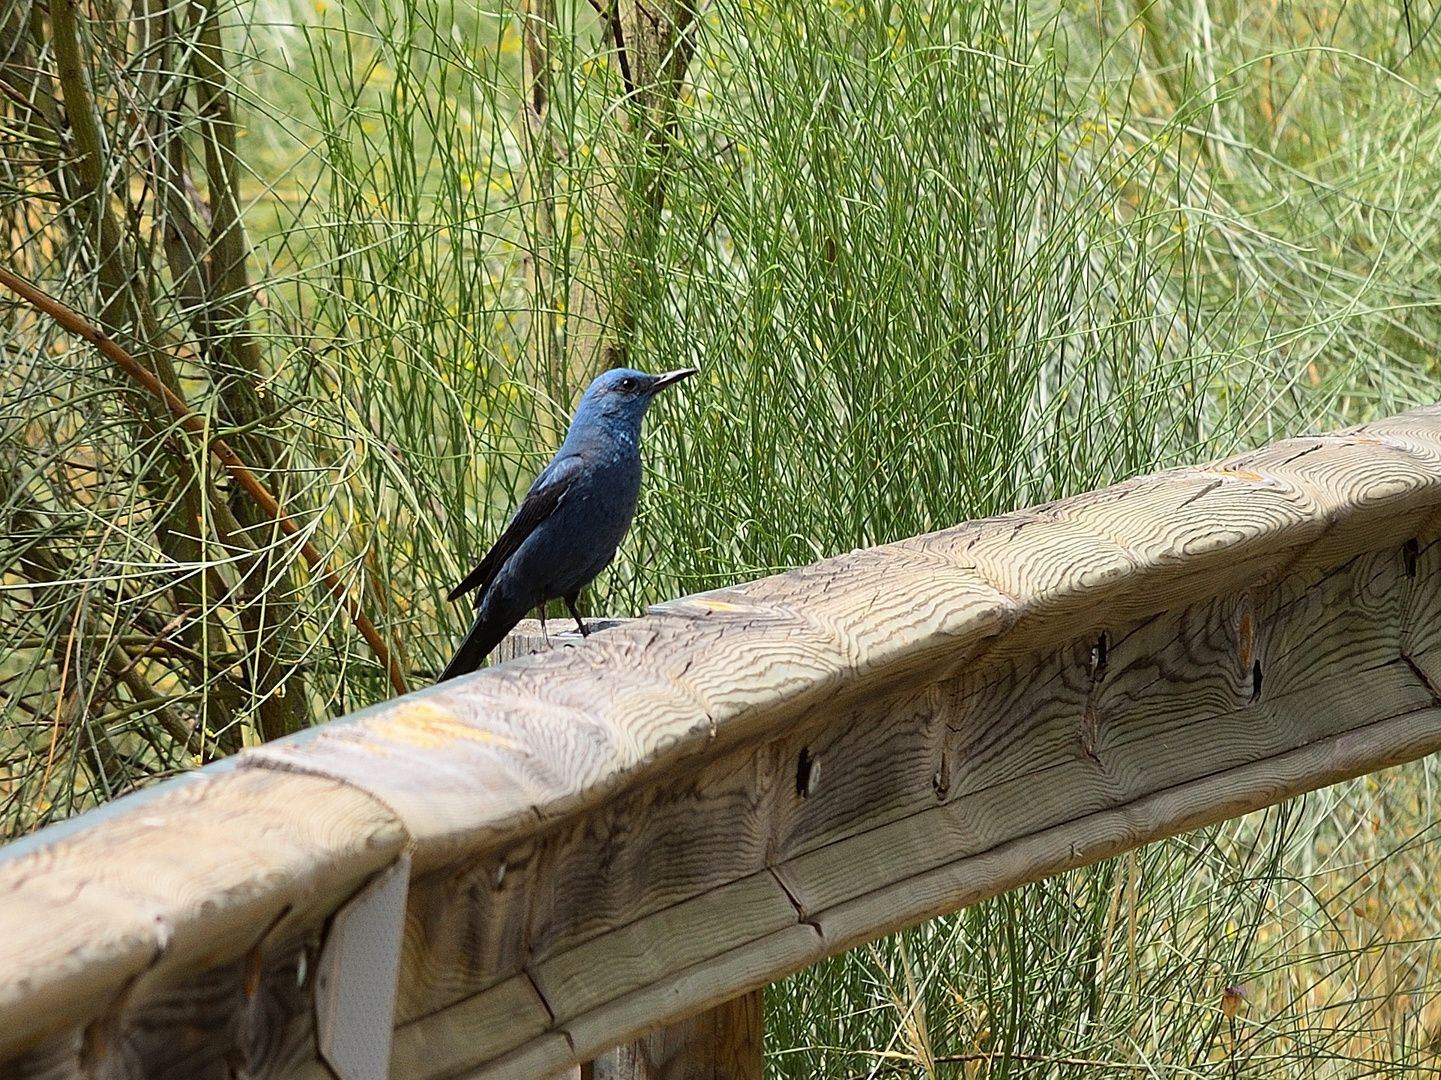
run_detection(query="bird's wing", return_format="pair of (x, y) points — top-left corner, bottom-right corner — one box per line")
(447, 453), (583, 605)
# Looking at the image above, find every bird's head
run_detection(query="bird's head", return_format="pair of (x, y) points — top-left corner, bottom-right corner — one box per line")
(572, 367), (697, 430)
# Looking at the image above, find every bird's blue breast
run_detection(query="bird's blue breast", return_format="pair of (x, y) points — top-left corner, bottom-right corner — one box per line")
(488, 447), (642, 609)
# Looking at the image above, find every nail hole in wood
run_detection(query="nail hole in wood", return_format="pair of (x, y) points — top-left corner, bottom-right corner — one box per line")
(1251, 659), (1263, 703)
(1404, 538), (1419, 579)
(1090, 632), (1109, 681)
(932, 755), (951, 801)
(797, 747), (819, 798)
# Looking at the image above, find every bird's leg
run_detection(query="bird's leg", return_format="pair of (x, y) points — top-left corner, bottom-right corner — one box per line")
(564, 593), (589, 637)
(537, 604), (549, 647)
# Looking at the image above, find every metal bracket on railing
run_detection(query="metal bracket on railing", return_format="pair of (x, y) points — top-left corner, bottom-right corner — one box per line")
(315, 852), (411, 1080)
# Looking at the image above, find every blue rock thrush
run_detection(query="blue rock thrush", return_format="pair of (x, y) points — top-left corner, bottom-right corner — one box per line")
(437, 367), (697, 681)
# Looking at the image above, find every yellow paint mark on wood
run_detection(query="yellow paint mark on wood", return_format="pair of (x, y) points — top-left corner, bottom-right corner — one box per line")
(685, 598), (750, 613)
(1209, 469), (1265, 481)
(368, 704), (520, 752)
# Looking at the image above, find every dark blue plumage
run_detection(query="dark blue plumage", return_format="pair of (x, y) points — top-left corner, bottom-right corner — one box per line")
(437, 367), (696, 681)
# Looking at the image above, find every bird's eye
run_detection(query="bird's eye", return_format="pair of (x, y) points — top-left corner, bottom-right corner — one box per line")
(618, 377), (638, 392)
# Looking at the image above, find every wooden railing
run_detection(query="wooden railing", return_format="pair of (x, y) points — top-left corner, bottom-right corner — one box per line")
(5, 405), (1441, 1080)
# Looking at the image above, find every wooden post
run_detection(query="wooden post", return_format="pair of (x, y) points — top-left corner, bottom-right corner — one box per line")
(500, 621), (764, 1080)
(587, 989), (763, 1080)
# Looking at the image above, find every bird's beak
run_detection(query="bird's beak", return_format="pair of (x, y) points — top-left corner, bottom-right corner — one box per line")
(651, 367), (698, 393)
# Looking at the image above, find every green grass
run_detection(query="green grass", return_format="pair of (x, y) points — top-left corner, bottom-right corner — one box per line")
(768, 764), (1441, 1077)
(4, 0), (1441, 1073)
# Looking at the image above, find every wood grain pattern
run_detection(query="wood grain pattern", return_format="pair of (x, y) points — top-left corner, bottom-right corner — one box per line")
(8, 406), (1441, 1080)
(403, 541), (1403, 1034)
(244, 605), (856, 873)
(464, 704), (1441, 1080)
(491, 621), (631, 664)
(415, 526), (1441, 1080)
(481, 626), (772, 1080)
(560, 923), (825, 1067)
(495, 632), (1430, 1051)
(391, 974), (552, 1080)
(449, 1032), (576, 1080)
(0, 769), (404, 1059)
(587, 989), (763, 1080)
(3, 919), (327, 1080)
(814, 703), (1441, 956)
(240, 411), (1441, 880)
(532, 871), (796, 1027)
(774, 663), (1433, 919)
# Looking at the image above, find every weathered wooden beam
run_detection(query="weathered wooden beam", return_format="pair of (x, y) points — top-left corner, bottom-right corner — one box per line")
(493, 622), (764, 1080)
(0, 769), (405, 1073)
(4, 407), (1441, 1080)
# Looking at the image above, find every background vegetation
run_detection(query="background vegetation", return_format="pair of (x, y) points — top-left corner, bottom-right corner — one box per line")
(3, 0), (1441, 1073)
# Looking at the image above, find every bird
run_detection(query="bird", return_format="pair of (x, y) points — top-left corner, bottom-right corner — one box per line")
(436, 366), (697, 681)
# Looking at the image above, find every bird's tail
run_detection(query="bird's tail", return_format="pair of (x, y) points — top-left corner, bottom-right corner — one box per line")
(435, 607), (525, 682)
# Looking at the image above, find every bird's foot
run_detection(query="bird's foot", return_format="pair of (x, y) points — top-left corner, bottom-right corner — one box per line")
(563, 595), (588, 638)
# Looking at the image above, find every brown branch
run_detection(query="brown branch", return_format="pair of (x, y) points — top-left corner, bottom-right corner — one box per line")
(0, 264), (410, 696)
(189, 0), (312, 739)
(583, 0), (635, 98)
(31, 0), (229, 690)
(104, 643), (195, 751)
